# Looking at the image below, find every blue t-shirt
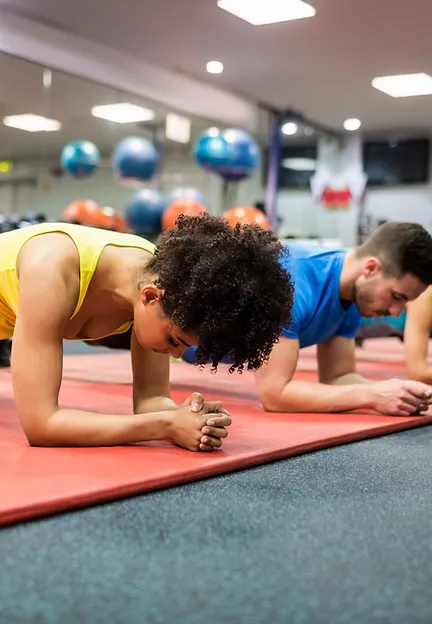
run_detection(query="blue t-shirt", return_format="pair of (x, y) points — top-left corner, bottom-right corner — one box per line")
(281, 243), (361, 348)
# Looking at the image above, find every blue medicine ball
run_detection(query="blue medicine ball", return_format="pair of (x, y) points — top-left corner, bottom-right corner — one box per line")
(113, 136), (159, 182)
(124, 188), (168, 236)
(60, 140), (100, 178)
(194, 128), (260, 181)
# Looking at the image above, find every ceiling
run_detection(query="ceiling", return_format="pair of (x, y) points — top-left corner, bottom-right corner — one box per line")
(0, 0), (432, 136)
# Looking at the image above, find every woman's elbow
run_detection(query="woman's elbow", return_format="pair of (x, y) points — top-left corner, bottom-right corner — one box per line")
(20, 416), (59, 447)
(259, 387), (284, 412)
(25, 428), (57, 447)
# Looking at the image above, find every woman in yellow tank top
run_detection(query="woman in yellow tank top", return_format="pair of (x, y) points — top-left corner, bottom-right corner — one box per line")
(0, 213), (294, 451)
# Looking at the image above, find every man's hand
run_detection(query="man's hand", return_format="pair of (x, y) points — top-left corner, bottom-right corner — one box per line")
(369, 379), (432, 416)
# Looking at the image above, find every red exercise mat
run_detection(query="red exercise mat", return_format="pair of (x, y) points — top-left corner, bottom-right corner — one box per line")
(0, 370), (431, 527)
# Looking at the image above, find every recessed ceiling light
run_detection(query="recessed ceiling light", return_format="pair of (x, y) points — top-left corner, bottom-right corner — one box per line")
(343, 118), (361, 131)
(3, 114), (61, 132)
(91, 103), (155, 123)
(281, 122), (298, 136)
(217, 0), (316, 26)
(372, 73), (432, 98)
(206, 61), (224, 74)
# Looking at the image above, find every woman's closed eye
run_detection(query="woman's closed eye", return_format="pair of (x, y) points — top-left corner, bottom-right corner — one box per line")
(168, 336), (179, 348)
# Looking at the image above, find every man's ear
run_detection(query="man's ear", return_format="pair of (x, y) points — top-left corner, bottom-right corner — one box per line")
(362, 256), (382, 278)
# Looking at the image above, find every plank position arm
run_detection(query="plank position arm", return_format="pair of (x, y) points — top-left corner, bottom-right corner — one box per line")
(129, 329), (230, 450)
(256, 336), (432, 416)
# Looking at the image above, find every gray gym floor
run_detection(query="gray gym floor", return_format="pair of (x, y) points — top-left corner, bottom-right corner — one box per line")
(1, 426), (431, 624)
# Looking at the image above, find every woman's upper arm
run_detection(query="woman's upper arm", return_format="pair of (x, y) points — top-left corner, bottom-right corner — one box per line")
(11, 253), (78, 441)
(130, 328), (170, 410)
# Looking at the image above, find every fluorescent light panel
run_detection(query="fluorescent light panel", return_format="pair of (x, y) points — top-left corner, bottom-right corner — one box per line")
(282, 157), (316, 171)
(217, 0), (316, 25)
(372, 73), (432, 98)
(91, 103), (155, 123)
(3, 114), (61, 132)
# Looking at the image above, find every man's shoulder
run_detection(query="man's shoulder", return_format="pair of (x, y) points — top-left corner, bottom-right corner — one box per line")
(284, 242), (345, 279)
(287, 241), (343, 260)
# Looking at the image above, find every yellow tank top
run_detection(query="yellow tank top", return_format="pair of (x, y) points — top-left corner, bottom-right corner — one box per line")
(0, 222), (155, 340)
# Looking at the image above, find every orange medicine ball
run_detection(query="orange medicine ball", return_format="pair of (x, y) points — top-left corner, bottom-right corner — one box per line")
(61, 199), (102, 226)
(162, 199), (208, 230)
(223, 206), (271, 230)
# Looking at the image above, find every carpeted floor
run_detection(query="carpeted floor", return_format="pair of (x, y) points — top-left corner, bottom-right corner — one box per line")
(1, 426), (431, 624)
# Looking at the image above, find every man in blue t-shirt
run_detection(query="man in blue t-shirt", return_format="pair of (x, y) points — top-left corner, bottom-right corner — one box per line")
(256, 222), (432, 416)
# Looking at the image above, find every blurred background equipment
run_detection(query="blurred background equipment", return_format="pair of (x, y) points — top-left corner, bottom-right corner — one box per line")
(124, 188), (168, 237)
(161, 198), (208, 230)
(112, 136), (160, 185)
(60, 140), (100, 179)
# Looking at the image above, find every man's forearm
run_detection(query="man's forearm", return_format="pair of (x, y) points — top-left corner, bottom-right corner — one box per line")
(263, 379), (374, 413)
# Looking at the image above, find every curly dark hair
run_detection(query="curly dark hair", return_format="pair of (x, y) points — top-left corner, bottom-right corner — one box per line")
(145, 212), (294, 372)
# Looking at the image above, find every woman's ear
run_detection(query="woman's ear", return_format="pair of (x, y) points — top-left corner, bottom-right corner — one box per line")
(140, 284), (163, 306)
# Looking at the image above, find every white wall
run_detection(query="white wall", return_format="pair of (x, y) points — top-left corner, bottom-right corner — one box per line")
(276, 180), (432, 246)
(276, 135), (432, 247)
(276, 191), (359, 246)
(364, 185), (432, 230)
(276, 136), (363, 246)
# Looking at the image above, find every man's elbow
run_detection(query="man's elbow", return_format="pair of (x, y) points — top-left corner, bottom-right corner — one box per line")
(406, 364), (430, 384)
